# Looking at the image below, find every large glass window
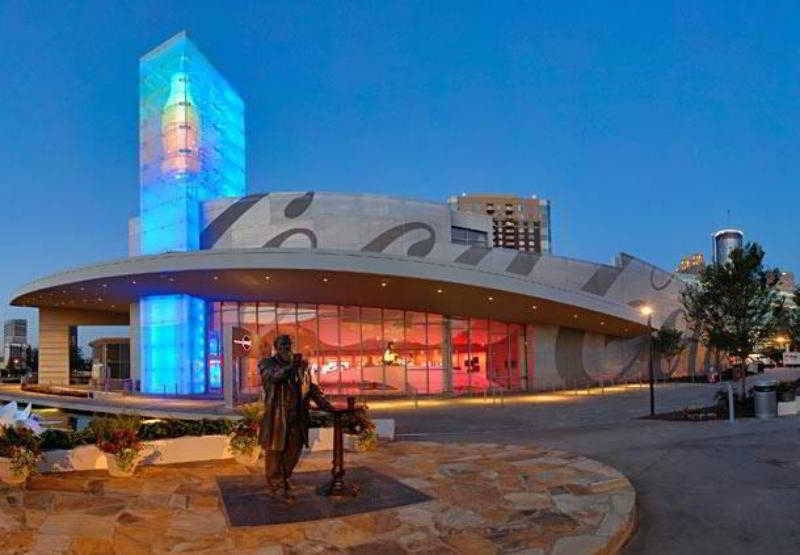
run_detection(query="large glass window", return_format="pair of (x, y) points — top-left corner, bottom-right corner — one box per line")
(297, 304), (320, 382)
(360, 308), (382, 389)
(106, 343), (130, 380)
(239, 303), (259, 392)
(208, 301), (526, 396)
(318, 305), (340, 388)
(452, 226), (488, 247)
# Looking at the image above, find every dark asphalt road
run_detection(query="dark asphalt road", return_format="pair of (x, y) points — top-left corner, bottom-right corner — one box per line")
(370, 382), (800, 554)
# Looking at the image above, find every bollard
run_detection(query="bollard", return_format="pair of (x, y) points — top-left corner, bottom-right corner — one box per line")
(727, 383), (735, 423)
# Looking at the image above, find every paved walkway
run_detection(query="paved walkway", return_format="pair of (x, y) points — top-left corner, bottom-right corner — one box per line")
(371, 376), (800, 555)
(1, 442), (635, 554)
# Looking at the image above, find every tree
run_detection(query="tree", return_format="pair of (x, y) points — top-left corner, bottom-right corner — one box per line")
(652, 327), (684, 377)
(681, 243), (785, 397)
(69, 345), (87, 372)
(25, 347), (38, 372)
(783, 287), (800, 351)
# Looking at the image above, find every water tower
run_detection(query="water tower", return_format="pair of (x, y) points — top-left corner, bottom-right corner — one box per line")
(712, 229), (744, 266)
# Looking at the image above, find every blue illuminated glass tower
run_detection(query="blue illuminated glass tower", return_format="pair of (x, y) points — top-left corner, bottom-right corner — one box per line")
(138, 32), (245, 394)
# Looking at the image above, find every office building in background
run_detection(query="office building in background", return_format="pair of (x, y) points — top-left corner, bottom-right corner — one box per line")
(3, 319), (28, 368)
(676, 253), (705, 275)
(777, 271), (795, 292)
(712, 229), (744, 266)
(448, 194), (552, 253)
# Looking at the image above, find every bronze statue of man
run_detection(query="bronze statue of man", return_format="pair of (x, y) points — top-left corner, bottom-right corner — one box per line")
(258, 334), (333, 498)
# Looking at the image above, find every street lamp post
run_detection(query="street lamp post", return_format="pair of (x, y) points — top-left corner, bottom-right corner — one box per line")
(641, 306), (655, 416)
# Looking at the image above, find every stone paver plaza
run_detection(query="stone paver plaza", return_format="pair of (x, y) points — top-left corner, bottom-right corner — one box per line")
(1, 442), (636, 554)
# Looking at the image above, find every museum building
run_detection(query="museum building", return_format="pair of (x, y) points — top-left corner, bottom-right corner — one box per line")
(11, 33), (710, 400)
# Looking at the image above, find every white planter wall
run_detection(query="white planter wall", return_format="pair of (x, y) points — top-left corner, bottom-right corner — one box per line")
(777, 400), (799, 416)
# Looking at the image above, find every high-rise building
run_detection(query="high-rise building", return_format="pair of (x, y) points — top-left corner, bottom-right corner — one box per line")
(677, 253), (705, 274)
(138, 31), (245, 394)
(3, 319), (28, 368)
(447, 194), (552, 253)
(712, 229), (744, 266)
(778, 271), (795, 292)
(4, 319), (27, 345)
(767, 271), (795, 292)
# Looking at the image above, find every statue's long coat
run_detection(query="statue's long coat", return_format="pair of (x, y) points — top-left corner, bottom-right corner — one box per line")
(258, 355), (327, 451)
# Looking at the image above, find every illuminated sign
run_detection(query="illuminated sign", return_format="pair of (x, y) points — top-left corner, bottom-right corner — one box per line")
(232, 327), (252, 358)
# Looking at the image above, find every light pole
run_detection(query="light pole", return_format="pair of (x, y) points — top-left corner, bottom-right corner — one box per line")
(641, 306), (654, 416)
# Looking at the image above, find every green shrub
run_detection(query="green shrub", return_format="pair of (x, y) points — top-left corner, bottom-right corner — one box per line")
(36, 415), (238, 451)
(39, 428), (96, 451)
(138, 418), (233, 441)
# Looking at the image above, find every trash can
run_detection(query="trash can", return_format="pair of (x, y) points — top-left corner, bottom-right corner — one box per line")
(754, 377), (778, 419)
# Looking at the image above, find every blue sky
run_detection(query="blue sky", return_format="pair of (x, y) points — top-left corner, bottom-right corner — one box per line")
(1, 1), (799, 346)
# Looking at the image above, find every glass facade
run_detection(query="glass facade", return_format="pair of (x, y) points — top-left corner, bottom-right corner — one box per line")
(137, 32), (245, 395)
(106, 343), (131, 380)
(209, 301), (528, 396)
(451, 226), (488, 247)
(140, 295), (207, 394)
(139, 31), (245, 254)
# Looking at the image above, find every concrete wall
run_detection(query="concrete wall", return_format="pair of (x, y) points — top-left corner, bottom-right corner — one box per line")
(529, 324), (711, 390)
(38, 308), (129, 386)
(199, 192), (490, 259)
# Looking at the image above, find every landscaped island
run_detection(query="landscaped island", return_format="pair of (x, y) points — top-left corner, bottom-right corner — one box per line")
(0, 403), (390, 485)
